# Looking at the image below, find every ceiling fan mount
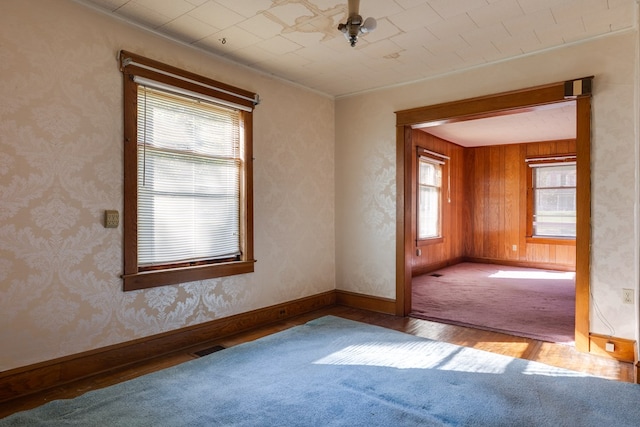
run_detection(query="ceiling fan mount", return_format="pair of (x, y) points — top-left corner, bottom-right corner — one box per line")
(337, 0), (377, 47)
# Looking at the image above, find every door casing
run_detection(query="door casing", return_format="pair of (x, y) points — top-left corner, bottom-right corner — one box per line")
(395, 80), (591, 352)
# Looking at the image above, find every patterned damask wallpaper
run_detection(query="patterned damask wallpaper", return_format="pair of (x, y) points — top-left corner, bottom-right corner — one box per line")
(335, 31), (639, 340)
(1, 0), (638, 372)
(0, 1), (335, 371)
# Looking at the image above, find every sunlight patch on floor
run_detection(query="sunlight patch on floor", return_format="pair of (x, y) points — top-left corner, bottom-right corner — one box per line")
(313, 341), (586, 377)
(521, 363), (587, 377)
(489, 270), (575, 280)
(314, 342), (510, 373)
(468, 341), (532, 356)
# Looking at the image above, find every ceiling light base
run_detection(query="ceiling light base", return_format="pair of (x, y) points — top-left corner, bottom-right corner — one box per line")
(338, 11), (376, 47)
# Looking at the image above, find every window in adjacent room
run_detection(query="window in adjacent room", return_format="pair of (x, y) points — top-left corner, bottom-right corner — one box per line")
(527, 156), (577, 241)
(120, 51), (258, 291)
(417, 153), (444, 241)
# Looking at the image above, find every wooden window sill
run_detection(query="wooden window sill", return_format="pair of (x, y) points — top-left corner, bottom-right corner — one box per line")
(417, 237), (444, 246)
(123, 260), (255, 291)
(526, 237), (576, 246)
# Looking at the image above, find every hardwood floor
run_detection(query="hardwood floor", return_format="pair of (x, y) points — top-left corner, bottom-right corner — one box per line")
(0, 305), (634, 419)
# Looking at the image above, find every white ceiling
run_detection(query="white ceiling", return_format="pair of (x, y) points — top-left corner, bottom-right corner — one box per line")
(419, 101), (577, 147)
(76, 0), (635, 98)
(74, 0), (633, 144)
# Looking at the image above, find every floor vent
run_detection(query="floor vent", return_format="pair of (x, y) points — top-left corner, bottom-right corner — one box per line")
(430, 273), (443, 277)
(192, 345), (225, 357)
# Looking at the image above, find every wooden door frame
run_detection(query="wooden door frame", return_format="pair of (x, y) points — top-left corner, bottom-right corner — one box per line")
(395, 79), (591, 352)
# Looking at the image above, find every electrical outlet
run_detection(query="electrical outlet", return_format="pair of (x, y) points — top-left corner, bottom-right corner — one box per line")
(622, 288), (633, 305)
(104, 210), (119, 228)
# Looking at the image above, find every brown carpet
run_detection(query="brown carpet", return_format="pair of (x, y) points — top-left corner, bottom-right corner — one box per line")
(411, 262), (575, 343)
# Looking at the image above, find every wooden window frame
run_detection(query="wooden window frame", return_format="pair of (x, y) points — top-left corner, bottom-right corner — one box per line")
(416, 153), (444, 244)
(120, 51), (256, 291)
(526, 155), (577, 246)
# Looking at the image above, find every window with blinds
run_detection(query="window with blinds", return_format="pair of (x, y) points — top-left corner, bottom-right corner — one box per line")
(137, 87), (242, 268)
(531, 162), (577, 238)
(417, 156), (443, 240)
(120, 51), (256, 291)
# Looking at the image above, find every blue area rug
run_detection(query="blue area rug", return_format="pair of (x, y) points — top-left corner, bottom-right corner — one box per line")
(2, 316), (640, 426)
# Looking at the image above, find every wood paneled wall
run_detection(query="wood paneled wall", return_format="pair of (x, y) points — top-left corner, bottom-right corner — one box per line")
(464, 139), (576, 270)
(411, 130), (576, 275)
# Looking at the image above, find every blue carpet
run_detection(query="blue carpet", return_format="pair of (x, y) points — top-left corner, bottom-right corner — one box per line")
(2, 316), (640, 426)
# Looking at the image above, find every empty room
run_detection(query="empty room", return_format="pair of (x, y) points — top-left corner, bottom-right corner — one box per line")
(409, 106), (579, 344)
(2, 0), (640, 425)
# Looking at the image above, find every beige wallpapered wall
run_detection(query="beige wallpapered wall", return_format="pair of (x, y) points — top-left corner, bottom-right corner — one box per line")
(0, 1), (335, 371)
(1, 0), (638, 372)
(335, 30), (639, 340)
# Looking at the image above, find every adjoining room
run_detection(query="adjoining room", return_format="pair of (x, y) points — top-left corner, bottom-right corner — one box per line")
(409, 103), (577, 344)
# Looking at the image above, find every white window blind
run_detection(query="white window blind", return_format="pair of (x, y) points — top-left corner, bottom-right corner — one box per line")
(137, 86), (242, 267)
(418, 157), (442, 239)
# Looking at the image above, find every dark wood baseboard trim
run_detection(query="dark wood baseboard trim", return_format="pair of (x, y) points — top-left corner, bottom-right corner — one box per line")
(335, 290), (396, 315)
(463, 257), (575, 272)
(411, 257), (464, 277)
(0, 291), (336, 403)
(412, 257), (574, 277)
(589, 333), (636, 364)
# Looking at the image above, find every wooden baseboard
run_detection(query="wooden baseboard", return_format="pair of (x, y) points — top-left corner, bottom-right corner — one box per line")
(463, 257), (575, 272)
(335, 290), (396, 315)
(589, 333), (636, 364)
(412, 257), (574, 276)
(411, 257), (464, 277)
(0, 291), (336, 403)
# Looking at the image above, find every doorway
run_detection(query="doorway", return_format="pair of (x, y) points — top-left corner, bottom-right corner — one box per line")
(395, 79), (592, 352)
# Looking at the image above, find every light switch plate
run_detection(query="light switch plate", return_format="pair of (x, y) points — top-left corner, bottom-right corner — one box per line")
(104, 210), (119, 228)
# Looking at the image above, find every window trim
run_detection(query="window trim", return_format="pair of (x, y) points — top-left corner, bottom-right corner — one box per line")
(120, 51), (256, 291)
(417, 236), (444, 247)
(416, 150), (445, 243)
(526, 155), (576, 244)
